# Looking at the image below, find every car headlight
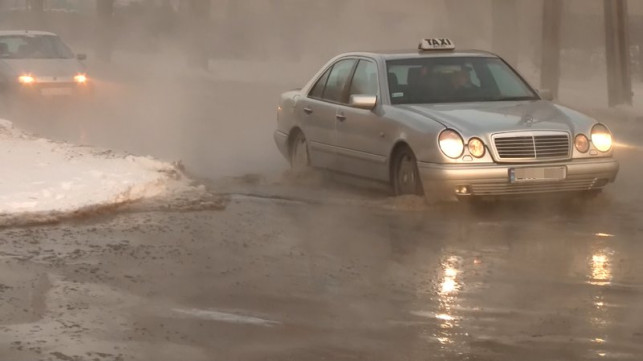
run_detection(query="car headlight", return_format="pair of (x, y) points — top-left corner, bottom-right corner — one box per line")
(74, 74), (87, 84)
(439, 129), (464, 159)
(574, 134), (590, 153)
(468, 137), (485, 158)
(18, 74), (35, 84)
(591, 124), (612, 152)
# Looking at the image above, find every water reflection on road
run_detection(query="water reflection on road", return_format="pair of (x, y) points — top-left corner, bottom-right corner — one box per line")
(376, 198), (643, 361)
(588, 238), (616, 359)
(433, 255), (463, 348)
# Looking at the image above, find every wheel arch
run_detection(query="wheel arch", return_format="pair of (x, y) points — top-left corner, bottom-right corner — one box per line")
(388, 140), (414, 183)
(287, 126), (304, 157)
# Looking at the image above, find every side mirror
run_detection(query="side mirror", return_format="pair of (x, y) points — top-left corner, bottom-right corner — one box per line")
(538, 89), (554, 101)
(77, 53), (87, 61)
(349, 94), (377, 110)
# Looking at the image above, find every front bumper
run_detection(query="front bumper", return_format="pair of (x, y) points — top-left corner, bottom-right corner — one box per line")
(417, 158), (619, 199)
(13, 81), (93, 100)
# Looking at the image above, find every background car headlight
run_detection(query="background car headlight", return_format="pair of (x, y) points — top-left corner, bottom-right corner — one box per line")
(468, 137), (485, 158)
(591, 124), (612, 152)
(18, 74), (35, 84)
(574, 134), (590, 153)
(439, 130), (464, 159)
(74, 74), (87, 84)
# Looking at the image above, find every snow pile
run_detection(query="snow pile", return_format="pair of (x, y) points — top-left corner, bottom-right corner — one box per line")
(0, 119), (195, 224)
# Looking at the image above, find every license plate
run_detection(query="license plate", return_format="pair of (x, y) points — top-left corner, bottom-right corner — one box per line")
(41, 87), (73, 96)
(509, 166), (566, 183)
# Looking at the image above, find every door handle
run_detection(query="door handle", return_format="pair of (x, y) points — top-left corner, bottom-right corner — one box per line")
(336, 113), (346, 121)
(303, 107), (313, 115)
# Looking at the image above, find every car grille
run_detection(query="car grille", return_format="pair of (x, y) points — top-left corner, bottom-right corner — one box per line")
(493, 132), (570, 162)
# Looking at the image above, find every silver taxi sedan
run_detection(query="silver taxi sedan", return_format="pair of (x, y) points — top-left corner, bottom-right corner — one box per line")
(273, 39), (619, 200)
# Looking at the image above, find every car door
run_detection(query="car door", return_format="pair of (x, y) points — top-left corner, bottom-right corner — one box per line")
(334, 59), (391, 181)
(296, 58), (357, 170)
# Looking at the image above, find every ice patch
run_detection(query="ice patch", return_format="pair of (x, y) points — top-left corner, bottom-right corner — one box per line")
(7, 201), (38, 210)
(0, 118), (24, 138)
(0, 119), (202, 225)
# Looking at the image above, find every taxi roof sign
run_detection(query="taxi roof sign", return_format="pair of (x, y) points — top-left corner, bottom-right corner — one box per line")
(419, 38), (455, 51)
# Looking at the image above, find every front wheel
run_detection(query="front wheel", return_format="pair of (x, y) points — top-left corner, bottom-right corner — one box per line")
(391, 146), (424, 196)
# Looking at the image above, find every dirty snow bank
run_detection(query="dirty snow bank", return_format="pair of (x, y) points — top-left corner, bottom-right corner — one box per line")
(0, 119), (202, 225)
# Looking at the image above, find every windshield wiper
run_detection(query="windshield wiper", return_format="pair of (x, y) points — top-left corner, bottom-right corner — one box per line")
(491, 96), (539, 101)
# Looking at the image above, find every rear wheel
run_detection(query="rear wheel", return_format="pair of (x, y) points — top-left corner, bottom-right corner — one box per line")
(290, 130), (310, 172)
(581, 189), (603, 199)
(391, 146), (424, 196)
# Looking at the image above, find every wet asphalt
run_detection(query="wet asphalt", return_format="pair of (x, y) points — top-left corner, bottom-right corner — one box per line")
(2, 64), (643, 360)
(1, 165), (642, 361)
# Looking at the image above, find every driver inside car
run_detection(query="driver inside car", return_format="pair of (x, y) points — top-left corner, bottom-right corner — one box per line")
(450, 68), (481, 99)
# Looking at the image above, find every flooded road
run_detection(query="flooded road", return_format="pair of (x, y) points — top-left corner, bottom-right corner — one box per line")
(1, 161), (642, 360)
(3, 60), (643, 360)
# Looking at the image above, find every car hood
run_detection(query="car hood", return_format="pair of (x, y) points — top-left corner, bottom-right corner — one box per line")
(1, 58), (84, 78)
(397, 100), (578, 136)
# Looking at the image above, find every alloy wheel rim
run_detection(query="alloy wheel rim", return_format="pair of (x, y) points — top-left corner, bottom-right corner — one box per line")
(397, 154), (417, 194)
(292, 138), (308, 170)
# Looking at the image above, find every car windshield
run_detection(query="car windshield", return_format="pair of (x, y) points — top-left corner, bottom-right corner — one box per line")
(387, 56), (538, 104)
(0, 34), (74, 59)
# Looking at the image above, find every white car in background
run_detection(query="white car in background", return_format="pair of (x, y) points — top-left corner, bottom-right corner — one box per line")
(0, 30), (92, 102)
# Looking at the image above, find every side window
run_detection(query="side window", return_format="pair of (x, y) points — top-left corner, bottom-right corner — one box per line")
(322, 59), (357, 103)
(309, 67), (331, 99)
(349, 60), (378, 97)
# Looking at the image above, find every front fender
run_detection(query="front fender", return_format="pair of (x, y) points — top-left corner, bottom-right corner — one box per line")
(276, 90), (301, 134)
(381, 105), (446, 163)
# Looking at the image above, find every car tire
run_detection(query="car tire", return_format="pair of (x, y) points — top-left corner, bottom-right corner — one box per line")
(391, 145), (424, 196)
(290, 130), (310, 172)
